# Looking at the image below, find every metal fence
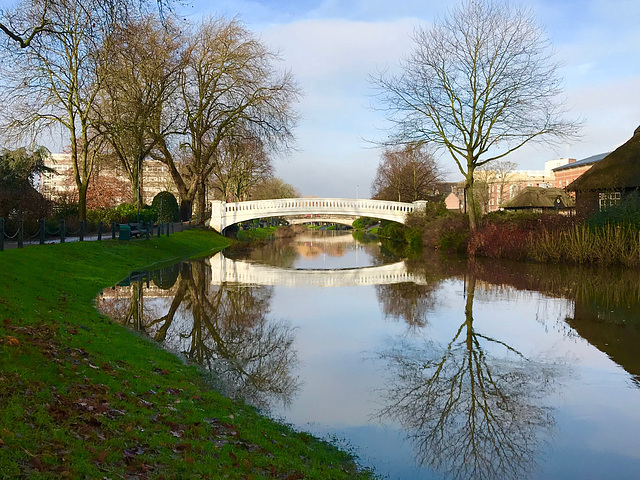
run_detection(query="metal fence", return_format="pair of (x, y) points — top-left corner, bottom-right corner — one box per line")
(0, 218), (193, 251)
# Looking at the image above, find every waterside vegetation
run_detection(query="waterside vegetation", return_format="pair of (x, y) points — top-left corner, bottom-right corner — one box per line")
(378, 195), (640, 267)
(0, 230), (375, 479)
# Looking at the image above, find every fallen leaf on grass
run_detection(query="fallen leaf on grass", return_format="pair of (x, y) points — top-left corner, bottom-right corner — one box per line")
(171, 443), (192, 453)
(30, 455), (45, 471)
(5, 336), (19, 346)
(0, 438), (5, 446)
(95, 450), (109, 464)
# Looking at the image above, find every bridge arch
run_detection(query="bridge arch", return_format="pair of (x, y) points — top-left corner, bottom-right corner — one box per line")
(210, 198), (427, 233)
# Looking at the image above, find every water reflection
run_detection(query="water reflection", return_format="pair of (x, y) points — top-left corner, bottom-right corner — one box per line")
(375, 283), (438, 328)
(98, 260), (300, 410)
(464, 261), (640, 386)
(98, 232), (640, 480)
(225, 230), (394, 270)
(377, 268), (560, 480)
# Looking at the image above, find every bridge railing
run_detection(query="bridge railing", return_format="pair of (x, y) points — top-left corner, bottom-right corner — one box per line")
(221, 198), (418, 214)
(210, 198), (428, 231)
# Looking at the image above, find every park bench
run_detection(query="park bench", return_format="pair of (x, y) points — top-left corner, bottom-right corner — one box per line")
(128, 222), (148, 237)
(119, 222), (147, 240)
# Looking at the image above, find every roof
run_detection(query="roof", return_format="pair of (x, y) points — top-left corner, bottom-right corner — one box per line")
(568, 126), (640, 191)
(501, 187), (575, 209)
(552, 152), (609, 172)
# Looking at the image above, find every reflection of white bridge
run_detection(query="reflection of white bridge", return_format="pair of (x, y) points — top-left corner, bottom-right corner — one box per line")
(209, 253), (426, 287)
(210, 198), (427, 232)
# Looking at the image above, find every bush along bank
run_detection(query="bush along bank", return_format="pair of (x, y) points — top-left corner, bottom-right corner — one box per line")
(399, 196), (640, 267)
(0, 231), (376, 479)
(376, 200), (471, 257)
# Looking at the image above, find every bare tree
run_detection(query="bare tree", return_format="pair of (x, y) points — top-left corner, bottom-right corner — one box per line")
(152, 17), (300, 222)
(374, 0), (579, 231)
(93, 15), (184, 210)
(0, 0), (176, 48)
(249, 176), (300, 200)
(493, 160), (518, 208)
(372, 143), (440, 202)
(1, 0), (122, 221)
(210, 131), (273, 202)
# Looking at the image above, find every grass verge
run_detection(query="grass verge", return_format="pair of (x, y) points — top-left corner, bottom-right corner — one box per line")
(0, 230), (375, 479)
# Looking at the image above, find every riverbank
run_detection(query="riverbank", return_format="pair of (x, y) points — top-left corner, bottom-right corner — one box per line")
(389, 201), (640, 267)
(0, 231), (375, 479)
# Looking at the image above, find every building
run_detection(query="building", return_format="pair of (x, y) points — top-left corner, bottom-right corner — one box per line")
(501, 187), (575, 213)
(551, 153), (609, 190)
(567, 126), (640, 216)
(41, 153), (176, 207)
(472, 156), (607, 213)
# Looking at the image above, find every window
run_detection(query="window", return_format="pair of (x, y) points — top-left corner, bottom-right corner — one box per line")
(598, 191), (621, 211)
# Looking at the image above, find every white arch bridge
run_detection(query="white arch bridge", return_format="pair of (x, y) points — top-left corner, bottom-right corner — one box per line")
(210, 198), (427, 232)
(209, 253), (428, 287)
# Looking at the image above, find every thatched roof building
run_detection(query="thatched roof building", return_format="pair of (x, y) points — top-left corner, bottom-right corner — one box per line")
(567, 126), (640, 215)
(501, 187), (574, 212)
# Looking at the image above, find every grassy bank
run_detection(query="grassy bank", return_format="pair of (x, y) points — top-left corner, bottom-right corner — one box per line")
(0, 231), (375, 479)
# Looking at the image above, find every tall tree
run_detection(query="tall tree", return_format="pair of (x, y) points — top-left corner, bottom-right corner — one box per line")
(152, 17), (300, 222)
(372, 143), (440, 202)
(374, 0), (579, 231)
(94, 15), (184, 210)
(1, 0), (118, 221)
(249, 176), (300, 200)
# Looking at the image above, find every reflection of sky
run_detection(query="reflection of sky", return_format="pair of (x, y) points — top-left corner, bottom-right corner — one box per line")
(267, 271), (640, 479)
(293, 244), (372, 269)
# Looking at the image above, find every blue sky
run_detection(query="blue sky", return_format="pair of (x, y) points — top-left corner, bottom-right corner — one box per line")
(182, 0), (639, 197)
(2, 0), (638, 197)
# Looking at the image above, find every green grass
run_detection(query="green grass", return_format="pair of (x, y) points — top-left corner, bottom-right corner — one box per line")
(0, 230), (376, 479)
(236, 226), (277, 241)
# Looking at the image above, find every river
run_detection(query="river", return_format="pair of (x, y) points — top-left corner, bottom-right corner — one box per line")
(97, 230), (640, 480)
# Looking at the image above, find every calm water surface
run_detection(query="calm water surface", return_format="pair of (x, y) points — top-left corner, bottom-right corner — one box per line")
(98, 230), (640, 480)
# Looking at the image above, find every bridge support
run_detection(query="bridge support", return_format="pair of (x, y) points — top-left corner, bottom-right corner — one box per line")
(211, 200), (225, 232)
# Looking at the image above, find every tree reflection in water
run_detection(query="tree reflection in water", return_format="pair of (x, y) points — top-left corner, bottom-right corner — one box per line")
(376, 272), (560, 480)
(375, 282), (437, 328)
(98, 260), (300, 411)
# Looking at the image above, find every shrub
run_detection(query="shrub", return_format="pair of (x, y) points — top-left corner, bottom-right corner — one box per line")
(528, 224), (640, 267)
(468, 222), (530, 260)
(152, 191), (180, 223)
(353, 217), (378, 229)
(377, 221), (405, 240)
(85, 203), (156, 226)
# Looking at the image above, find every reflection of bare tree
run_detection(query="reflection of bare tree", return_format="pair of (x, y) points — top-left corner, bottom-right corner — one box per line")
(377, 274), (559, 480)
(375, 283), (437, 328)
(178, 261), (300, 409)
(99, 260), (300, 410)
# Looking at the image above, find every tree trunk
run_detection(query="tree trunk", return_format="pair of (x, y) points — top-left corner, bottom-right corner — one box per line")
(467, 185), (478, 232)
(179, 199), (192, 222)
(78, 182), (88, 223)
(195, 178), (207, 224)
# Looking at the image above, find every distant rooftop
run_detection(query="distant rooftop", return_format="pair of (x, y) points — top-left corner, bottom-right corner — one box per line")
(552, 152), (609, 172)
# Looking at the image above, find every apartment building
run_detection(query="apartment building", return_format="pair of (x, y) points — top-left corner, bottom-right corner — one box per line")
(41, 153), (176, 206)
